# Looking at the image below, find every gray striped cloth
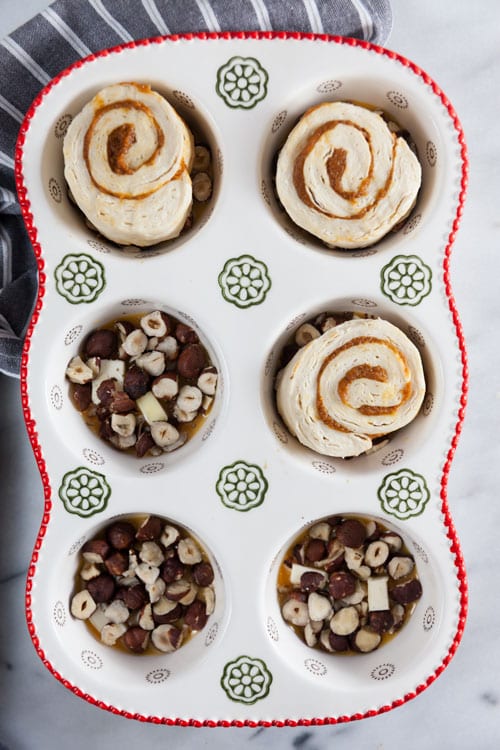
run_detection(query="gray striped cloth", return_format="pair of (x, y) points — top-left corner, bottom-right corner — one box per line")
(0, 0), (392, 376)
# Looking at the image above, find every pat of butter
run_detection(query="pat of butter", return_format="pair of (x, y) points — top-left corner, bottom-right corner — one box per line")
(91, 359), (126, 404)
(136, 391), (168, 424)
(367, 576), (389, 612)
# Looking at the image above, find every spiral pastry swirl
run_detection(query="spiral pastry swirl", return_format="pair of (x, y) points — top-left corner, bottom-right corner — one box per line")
(276, 318), (426, 457)
(63, 83), (194, 246)
(276, 102), (421, 249)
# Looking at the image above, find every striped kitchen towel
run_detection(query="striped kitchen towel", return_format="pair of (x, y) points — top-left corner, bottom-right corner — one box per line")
(0, 0), (392, 377)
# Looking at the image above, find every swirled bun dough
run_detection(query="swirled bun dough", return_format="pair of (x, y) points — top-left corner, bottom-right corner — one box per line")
(276, 318), (425, 458)
(276, 102), (421, 248)
(63, 82), (194, 246)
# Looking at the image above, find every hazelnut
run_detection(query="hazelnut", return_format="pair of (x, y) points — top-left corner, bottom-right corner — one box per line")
(328, 571), (357, 599)
(193, 145), (211, 172)
(135, 431), (155, 457)
(304, 623), (318, 648)
(175, 322), (198, 344)
(328, 632), (350, 652)
(124, 365), (150, 399)
(192, 562), (214, 587)
(282, 598), (309, 627)
(387, 556), (415, 580)
(151, 624), (183, 652)
(192, 171), (212, 202)
(160, 525), (180, 548)
(140, 311), (169, 338)
(353, 628), (381, 653)
(177, 538), (202, 565)
(136, 516), (163, 542)
(198, 586), (216, 615)
(184, 600), (208, 630)
(364, 540), (390, 568)
(177, 343), (206, 379)
(381, 532), (403, 552)
(84, 329), (118, 359)
(330, 606), (359, 636)
(300, 571), (326, 593)
(139, 541), (164, 567)
(369, 610), (394, 633)
(308, 522), (331, 541)
(172, 405), (197, 423)
(109, 390), (136, 414)
(176, 385), (203, 413)
(304, 538), (327, 562)
(70, 589), (97, 620)
(146, 577), (166, 604)
(104, 551), (129, 576)
(110, 412), (136, 437)
(86, 574), (116, 604)
(106, 521), (135, 549)
(135, 563), (160, 585)
(110, 433), (136, 451)
(307, 592), (332, 622)
(295, 323), (320, 347)
(101, 622), (127, 646)
(152, 372), (178, 399)
(81, 539), (110, 563)
(118, 584), (148, 610)
(150, 421), (180, 448)
(122, 328), (148, 357)
(123, 626), (150, 653)
(336, 519), (367, 548)
(135, 351), (165, 377)
(165, 579), (192, 602)
(391, 579), (423, 605)
(156, 336), (179, 360)
(138, 603), (155, 630)
(103, 599), (129, 624)
(197, 367), (218, 396)
(160, 556), (185, 583)
(115, 320), (135, 341)
(66, 356), (93, 384)
(71, 383), (92, 411)
(80, 562), (101, 581)
(152, 596), (183, 625)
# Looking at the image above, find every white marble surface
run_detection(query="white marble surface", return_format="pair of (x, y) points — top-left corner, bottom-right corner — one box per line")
(1, 1), (499, 747)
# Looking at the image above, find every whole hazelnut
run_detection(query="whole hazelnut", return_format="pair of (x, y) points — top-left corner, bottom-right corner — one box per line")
(84, 329), (118, 359)
(71, 383), (92, 411)
(118, 584), (148, 610)
(124, 365), (150, 399)
(177, 344), (206, 380)
(184, 600), (208, 631)
(135, 432), (155, 458)
(106, 521), (136, 550)
(136, 516), (163, 542)
(123, 626), (150, 653)
(86, 574), (116, 604)
(304, 538), (326, 562)
(336, 519), (367, 548)
(192, 562), (214, 587)
(299, 571), (325, 593)
(328, 571), (357, 599)
(175, 323), (198, 344)
(104, 551), (129, 576)
(160, 556), (185, 583)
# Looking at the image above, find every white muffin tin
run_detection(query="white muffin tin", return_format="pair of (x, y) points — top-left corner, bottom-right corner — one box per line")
(17, 33), (468, 726)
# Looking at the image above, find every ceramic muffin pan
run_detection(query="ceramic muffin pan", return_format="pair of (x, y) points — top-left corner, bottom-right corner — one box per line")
(16, 33), (468, 726)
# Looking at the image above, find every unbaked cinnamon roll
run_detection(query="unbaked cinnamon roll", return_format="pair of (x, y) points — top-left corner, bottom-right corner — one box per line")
(276, 317), (425, 457)
(63, 82), (194, 246)
(275, 102), (421, 249)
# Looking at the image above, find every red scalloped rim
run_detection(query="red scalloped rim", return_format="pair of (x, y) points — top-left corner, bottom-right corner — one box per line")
(14, 31), (468, 727)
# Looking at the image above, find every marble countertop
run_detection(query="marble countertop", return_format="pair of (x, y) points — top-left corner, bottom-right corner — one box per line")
(1, 1), (498, 748)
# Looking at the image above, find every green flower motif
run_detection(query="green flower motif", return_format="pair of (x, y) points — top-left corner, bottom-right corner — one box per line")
(216, 460), (268, 511)
(59, 467), (111, 517)
(378, 468), (430, 520)
(54, 253), (105, 304)
(221, 656), (272, 704)
(216, 56), (268, 109)
(381, 254), (432, 306)
(218, 254), (271, 308)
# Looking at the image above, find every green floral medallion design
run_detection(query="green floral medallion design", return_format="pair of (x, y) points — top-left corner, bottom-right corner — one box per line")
(378, 468), (430, 520)
(380, 254), (432, 306)
(216, 56), (268, 109)
(54, 253), (105, 304)
(218, 254), (271, 308)
(216, 460), (268, 511)
(59, 467), (111, 517)
(221, 655), (272, 704)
